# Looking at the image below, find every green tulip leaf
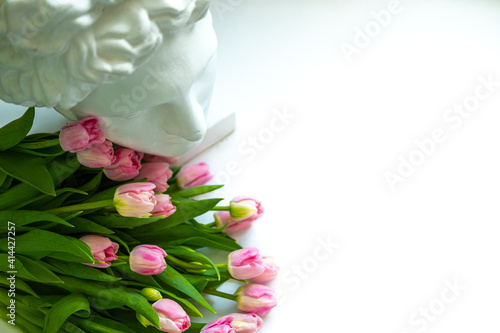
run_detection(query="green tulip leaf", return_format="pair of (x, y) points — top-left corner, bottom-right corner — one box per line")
(11, 145), (65, 157)
(0, 229), (93, 263)
(108, 229), (141, 252)
(47, 154), (81, 187)
(139, 224), (241, 252)
(49, 217), (114, 235)
(113, 264), (163, 289)
(72, 315), (137, 333)
(156, 288), (203, 318)
(164, 246), (220, 278)
(0, 306), (43, 333)
(24, 187), (88, 211)
(43, 293), (90, 333)
(0, 175), (13, 194)
(0, 273), (38, 297)
(165, 237), (241, 252)
(172, 185), (224, 198)
(108, 265), (203, 317)
(0, 154), (79, 210)
(0, 210), (74, 229)
(155, 265), (215, 314)
(183, 274), (210, 293)
(0, 254), (63, 283)
(0, 150), (55, 195)
(16, 294), (60, 309)
(60, 321), (87, 333)
(0, 107), (35, 151)
(43, 258), (121, 282)
(90, 214), (164, 229)
(134, 198), (222, 236)
(0, 183), (49, 211)
(0, 286), (46, 329)
(53, 275), (161, 328)
(15, 137), (60, 150)
(0, 171), (7, 188)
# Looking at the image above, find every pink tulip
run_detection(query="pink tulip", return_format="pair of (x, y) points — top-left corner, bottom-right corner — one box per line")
(236, 284), (277, 316)
(219, 313), (263, 333)
(79, 235), (119, 268)
(177, 162), (213, 189)
(135, 162), (172, 193)
(129, 244), (167, 275)
(104, 148), (143, 181)
(76, 140), (115, 168)
(201, 316), (236, 333)
(152, 299), (190, 333)
(229, 197), (264, 223)
(151, 194), (176, 218)
(214, 211), (254, 234)
(228, 248), (265, 280)
(59, 116), (105, 152)
(113, 182), (157, 217)
(143, 154), (179, 165)
(251, 256), (279, 283)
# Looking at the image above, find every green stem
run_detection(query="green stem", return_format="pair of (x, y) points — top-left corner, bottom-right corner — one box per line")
(216, 263), (228, 269)
(167, 255), (210, 270)
(16, 138), (61, 149)
(203, 288), (237, 301)
(211, 206), (230, 211)
(43, 199), (114, 215)
(205, 222), (216, 227)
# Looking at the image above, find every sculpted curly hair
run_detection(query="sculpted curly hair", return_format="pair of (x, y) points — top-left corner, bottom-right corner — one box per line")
(0, 0), (211, 109)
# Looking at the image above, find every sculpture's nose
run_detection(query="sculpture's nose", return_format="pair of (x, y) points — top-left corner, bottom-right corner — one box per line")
(160, 98), (206, 142)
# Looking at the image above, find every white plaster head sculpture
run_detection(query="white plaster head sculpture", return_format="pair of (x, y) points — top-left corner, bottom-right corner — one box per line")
(0, 0), (217, 157)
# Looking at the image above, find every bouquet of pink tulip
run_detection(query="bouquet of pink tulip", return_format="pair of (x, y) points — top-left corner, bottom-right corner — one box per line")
(0, 108), (278, 333)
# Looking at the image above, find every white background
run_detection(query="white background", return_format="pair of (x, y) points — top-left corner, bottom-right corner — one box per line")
(2, 0), (500, 332)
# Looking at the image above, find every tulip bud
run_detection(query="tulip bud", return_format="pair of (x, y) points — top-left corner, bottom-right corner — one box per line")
(135, 162), (173, 193)
(59, 116), (105, 152)
(201, 316), (236, 333)
(104, 148), (143, 181)
(228, 248), (265, 280)
(113, 182), (157, 217)
(236, 284), (277, 316)
(214, 211), (254, 234)
(76, 140), (115, 168)
(143, 154), (179, 165)
(130, 245), (167, 275)
(140, 288), (162, 301)
(150, 194), (176, 218)
(177, 162), (213, 189)
(229, 197), (263, 223)
(251, 256), (279, 283)
(220, 313), (263, 333)
(152, 299), (191, 332)
(79, 235), (119, 268)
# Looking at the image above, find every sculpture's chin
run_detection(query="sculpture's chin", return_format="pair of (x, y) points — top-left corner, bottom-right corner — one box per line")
(139, 138), (202, 158)
(102, 125), (204, 158)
